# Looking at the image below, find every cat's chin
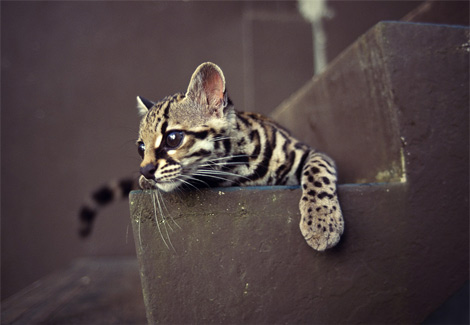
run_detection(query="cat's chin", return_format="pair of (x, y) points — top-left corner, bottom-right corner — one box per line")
(156, 180), (181, 193)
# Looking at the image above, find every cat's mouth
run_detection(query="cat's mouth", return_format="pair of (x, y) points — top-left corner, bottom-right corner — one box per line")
(139, 175), (183, 193)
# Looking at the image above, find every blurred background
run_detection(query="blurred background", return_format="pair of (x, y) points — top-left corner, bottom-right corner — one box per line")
(2, 0), (466, 302)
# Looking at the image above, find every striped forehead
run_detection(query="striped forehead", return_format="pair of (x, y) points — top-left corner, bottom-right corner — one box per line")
(146, 94), (184, 122)
(142, 94), (184, 147)
(144, 108), (168, 148)
(145, 100), (169, 126)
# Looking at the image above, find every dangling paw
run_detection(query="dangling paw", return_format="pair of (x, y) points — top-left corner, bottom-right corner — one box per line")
(299, 197), (344, 251)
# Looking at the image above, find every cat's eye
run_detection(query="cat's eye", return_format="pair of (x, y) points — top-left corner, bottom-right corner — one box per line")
(137, 141), (145, 158)
(165, 131), (184, 149)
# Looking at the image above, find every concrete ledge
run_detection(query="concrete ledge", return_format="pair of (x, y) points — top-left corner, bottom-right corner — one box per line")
(129, 182), (466, 324)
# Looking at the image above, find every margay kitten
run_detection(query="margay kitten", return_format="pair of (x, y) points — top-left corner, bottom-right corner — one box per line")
(80, 62), (344, 251)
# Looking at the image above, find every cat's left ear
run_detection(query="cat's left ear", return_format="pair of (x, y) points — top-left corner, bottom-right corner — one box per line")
(186, 62), (227, 118)
(136, 96), (154, 116)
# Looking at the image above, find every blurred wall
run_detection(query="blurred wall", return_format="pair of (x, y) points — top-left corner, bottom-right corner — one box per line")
(1, 1), (421, 300)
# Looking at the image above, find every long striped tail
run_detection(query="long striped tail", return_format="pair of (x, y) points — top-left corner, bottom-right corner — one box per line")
(79, 178), (138, 237)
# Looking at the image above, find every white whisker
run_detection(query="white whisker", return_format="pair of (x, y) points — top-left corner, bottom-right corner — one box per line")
(155, 191), (173, 232)
(154, 190), (176, 252)
(176, 175), (202, 190)
(206, 154), (251, 162)
(192, 172), (236, 184)
(138, 212), (142, 248)
(179, 174), (210, 189)
(209, 136), (233, 142)
(199, 161), (248, 168)
(157, 189), (181, 230)
(151, 190), (170, 250)
(197, 168), (252, 182)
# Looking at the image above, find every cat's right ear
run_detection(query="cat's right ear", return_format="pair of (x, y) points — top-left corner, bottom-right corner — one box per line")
(136, 96), (154, 116)
(186, 62), (226, 119)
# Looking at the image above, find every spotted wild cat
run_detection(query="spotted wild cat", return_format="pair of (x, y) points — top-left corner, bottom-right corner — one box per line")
(80, 62), (344, 251)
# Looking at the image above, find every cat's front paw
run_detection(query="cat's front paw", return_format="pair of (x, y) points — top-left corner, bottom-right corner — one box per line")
(299, 199), (344, 251)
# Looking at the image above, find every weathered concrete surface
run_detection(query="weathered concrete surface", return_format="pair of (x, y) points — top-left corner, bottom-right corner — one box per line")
(130, 183), (467, 324)
(272, 21), (469, 185)
(130, 21), (469, 324)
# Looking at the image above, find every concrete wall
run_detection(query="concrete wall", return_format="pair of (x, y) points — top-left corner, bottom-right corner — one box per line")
(1, 0), (432, 300)
(130, 20), (469, 323)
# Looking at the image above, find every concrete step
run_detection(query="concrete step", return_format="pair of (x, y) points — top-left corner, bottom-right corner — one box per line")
(129, 21), (468, 324)
(272, 21), (469, 185)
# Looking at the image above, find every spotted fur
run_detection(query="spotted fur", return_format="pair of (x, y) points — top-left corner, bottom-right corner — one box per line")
(80, 62), (344, 251)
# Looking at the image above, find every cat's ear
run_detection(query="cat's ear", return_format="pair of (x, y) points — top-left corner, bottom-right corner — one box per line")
(136, 96), (154, 116)
(186, 62), (226, 118)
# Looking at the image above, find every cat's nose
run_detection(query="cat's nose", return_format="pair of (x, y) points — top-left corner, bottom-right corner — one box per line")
(140, 163), (156, 179)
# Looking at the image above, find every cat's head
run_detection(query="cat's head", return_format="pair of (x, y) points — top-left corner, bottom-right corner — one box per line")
(136, 62), (235, 192)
